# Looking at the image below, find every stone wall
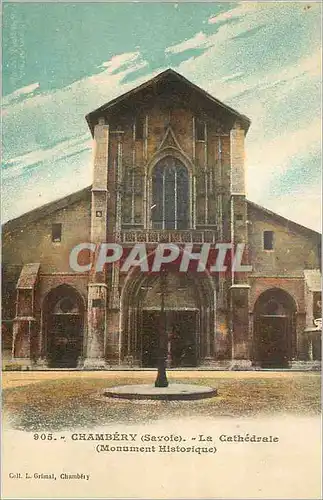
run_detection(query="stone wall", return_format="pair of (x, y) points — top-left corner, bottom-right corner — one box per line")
(247, 204), (320, 276)
(3, 196), (91, 274)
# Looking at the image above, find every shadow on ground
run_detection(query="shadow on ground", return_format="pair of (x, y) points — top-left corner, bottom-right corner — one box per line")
(2, 374), (321, 432)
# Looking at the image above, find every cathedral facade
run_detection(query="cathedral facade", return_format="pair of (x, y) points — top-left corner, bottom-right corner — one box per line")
(2, 70), (321, 370)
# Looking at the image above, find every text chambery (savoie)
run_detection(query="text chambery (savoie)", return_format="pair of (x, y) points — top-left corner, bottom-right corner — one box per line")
(68, 432), (280, 443)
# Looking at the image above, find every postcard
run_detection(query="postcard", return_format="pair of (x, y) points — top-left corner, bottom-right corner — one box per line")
(1, 2), (322, 499)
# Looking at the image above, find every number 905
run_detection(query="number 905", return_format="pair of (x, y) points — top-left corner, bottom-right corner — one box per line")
(33, 433), (53, 440)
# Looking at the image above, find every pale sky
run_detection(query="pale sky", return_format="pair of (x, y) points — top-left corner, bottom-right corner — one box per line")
(2, 1), (322, 231)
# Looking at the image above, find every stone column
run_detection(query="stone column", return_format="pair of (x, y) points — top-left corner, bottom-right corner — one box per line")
(296, 312), (307, 361)
(230, 285), (251, 367)
(12, 318), (35, 369)
(214, 309), (230, 359)
(84, 284), (107, 368)
(229, 121), (252, 368)
(35, 310), (48, 369)
(84, 117), (109, 369)
(143, 168), (148, 228)
(204, 307), (211, 359)
(106, 263), (121, 365)
(192, 175), (197, 229)
(308, 334), (314, 361)
(11, 265), (40, 369)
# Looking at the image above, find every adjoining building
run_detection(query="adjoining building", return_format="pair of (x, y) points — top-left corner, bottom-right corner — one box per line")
(2, 69), (321, 370)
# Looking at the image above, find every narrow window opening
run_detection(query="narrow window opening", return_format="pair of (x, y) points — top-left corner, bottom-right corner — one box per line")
(196, 119), (206, 141)
(263, 230), (274, 250)
(135, 116), (145, 140)
(52, 223), (62, 243)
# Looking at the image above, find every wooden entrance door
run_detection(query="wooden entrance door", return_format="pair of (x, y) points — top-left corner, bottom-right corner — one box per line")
(257, 315), (289, 368)
(141, 310), (198, 367)
(48, 314), (82, 368)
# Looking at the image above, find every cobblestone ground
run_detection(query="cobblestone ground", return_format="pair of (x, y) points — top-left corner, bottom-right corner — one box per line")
(2, 371), (321, 432)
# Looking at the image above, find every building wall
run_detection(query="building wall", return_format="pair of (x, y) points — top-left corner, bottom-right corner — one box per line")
(2, 197), (92, 368)
(249, 276), (305, 312)
(2, 197), (91, 274)
(246, 206), (320, 364)
(2, 79), (321, 369)
(104, 94), (235, 235)
(95, 95), (243, 366)
(247, 206), (320, 276)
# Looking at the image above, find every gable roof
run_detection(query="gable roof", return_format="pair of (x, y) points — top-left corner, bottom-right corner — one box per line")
(247, 200), (321, 238)
(2, 187), (320, 241)
(85, 68), (251, 136)
(2, 186), (91, 234)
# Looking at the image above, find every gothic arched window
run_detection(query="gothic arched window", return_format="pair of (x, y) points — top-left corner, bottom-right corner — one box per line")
(151, 157), (189, 230)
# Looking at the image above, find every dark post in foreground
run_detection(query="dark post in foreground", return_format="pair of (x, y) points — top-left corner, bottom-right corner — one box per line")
(155, 266), (169, 387)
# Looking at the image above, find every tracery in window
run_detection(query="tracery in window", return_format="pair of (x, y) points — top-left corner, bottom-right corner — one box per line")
(121, 168), (143, 226)
(151, 157), (189, 230)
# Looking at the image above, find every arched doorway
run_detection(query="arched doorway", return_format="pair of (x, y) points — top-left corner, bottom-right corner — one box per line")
(253, 288), (297, 368)
(43, 285), (84, 368)
(151, 157), (189, 230)
(121, 268), (215, 367)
